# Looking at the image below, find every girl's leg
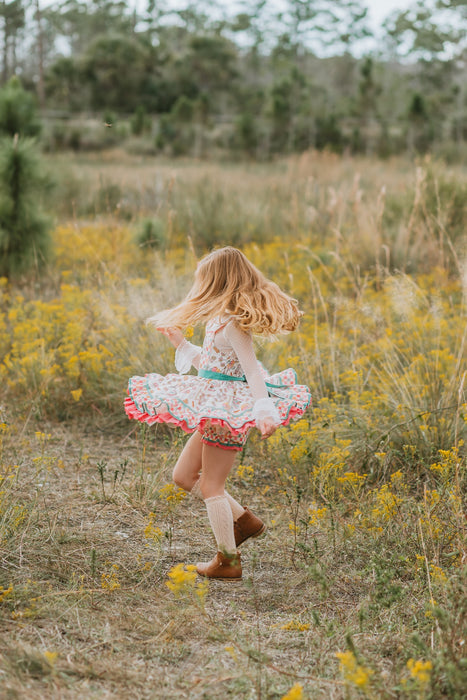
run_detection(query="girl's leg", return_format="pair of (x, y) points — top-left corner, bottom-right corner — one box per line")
(200, 436), (265, 547)
(172, 430), (247, 520)
(196, 435), (263, 579)
(199, 443), (236, 499)
(200, 443), (237, 555)
(172, 431), (203, 492)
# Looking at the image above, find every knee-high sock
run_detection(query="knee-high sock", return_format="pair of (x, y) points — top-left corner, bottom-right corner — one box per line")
(204, 495), (237, 554)
(191, 477), (203, 500)
(191, 478), (245, 521)
(223, 491), (245, 520)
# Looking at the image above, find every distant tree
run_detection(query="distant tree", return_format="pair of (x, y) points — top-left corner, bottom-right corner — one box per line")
(171, 95), (194, 123)
(34, 0), (46, 107)
(315, 114), (344, 152)
(270, 78), (294, 152)
(186, 35), (238, 97)
(383, 1), (463, 60)
(235, 111), (259, 156)
(0, 0), (25, 83)
(355, 57), (381, 155)
(82, 34), (153, 111)
(45, 56), (83, 110)
(0, 135), (51, 277)
(278, 0), (370, 56)
(130, 105), (151, 135)
(45, 0), (136, 56)
(407, 92), (433, 153)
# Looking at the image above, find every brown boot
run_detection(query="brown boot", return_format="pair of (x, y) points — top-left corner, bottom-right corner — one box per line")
(234, 507), (266, 547)
(196, 551), (242, 580)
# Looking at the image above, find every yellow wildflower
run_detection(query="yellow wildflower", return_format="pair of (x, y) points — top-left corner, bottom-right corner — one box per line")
(71, 388), (83, 402)
(101, 564), (121, 590)
(407, 658), (432, 686)
(158, 483), (186, 505)
(281, 620), (310, 631)
(44, 651), (58, 666)
(166, 563), (208, 604)
(0, 584), (13, 603)
(336, 650), (373, 688)
(281, 683), (304, 700)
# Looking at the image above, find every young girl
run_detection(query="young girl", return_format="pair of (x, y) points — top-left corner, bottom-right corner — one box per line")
(125, 247), (311, 580)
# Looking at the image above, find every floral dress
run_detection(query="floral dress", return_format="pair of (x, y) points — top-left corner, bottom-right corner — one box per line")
(124, 318), (311, 448)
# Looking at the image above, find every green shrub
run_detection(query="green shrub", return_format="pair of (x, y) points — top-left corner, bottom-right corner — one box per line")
(135, 217), (168, 250)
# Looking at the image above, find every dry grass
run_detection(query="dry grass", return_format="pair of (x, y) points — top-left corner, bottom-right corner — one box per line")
(1, 416), (465, 699)
(0, 424), (353, 699)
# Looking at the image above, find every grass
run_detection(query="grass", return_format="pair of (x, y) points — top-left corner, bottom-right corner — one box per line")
(0, 151), (466, 699)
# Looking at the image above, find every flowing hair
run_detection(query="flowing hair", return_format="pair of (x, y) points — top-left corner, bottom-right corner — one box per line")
(148, 247), (302, 335)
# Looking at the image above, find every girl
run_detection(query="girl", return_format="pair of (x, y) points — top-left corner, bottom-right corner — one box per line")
(125, 247), (311, 580)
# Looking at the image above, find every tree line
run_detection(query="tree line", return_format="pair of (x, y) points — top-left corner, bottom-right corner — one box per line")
(1, 0), (467, 157)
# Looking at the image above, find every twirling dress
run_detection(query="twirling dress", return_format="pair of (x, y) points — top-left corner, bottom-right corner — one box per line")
(124, 318), (311, 442)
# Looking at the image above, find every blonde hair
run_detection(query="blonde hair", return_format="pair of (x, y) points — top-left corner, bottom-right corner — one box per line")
(148, 247), (302, 335)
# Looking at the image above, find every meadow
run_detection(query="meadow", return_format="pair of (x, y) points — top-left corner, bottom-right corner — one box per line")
(0, 151), (466, 699)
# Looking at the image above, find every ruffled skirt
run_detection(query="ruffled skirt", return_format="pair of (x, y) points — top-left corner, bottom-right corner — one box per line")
(124, 368), (311, 436)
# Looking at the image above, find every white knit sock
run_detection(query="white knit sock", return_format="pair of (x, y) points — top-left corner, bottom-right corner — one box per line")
(191, 477), (203, 500)
(191, 478), (245, 521)
(204, 496), (237, 554)
(224, 491), (245, 520)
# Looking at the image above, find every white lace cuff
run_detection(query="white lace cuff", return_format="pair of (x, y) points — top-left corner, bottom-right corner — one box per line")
(252, 397), (281, 427)
(175, 340), (201, 374)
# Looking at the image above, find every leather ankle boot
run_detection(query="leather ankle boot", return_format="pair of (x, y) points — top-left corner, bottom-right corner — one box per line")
(196, 551), (242, 580)
(234, 507), (266, 547)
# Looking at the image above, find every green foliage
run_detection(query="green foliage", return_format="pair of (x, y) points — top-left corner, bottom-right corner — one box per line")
(45, 57), (82, 111)
(234, 112), (259, 155)
(0, 137), (51, 277)
(0, 77), (41, 138)
(315, 114), (344, 153)
(135, 218), (168, 251)
(155, 112), (194, 157)
(83, 34), (154, 111)
(171, 96), (194, 123)
(130, 106), (151, 136)
(270, 79), (294, 152)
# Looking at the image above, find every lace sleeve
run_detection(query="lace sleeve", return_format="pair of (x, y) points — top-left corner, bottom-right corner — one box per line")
(223, 322), (281, 425)
(175, 339), (201, 374)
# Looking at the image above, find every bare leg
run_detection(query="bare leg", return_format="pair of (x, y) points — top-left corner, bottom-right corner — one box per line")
(200, 443), (237, 498)
(172, 431), (203, 492)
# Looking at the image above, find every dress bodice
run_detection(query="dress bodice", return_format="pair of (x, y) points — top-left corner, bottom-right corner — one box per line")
(198, 319), (244, 378)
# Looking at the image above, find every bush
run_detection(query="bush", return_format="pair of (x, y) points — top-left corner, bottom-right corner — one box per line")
(135, 218), (168, 250)
(130, 106), (151, 136)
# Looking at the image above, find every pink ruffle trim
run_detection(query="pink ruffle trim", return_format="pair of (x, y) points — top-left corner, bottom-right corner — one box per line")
(124, 396), (308, 435)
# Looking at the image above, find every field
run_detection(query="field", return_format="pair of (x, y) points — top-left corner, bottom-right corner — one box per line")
(0, 152), (466, 699)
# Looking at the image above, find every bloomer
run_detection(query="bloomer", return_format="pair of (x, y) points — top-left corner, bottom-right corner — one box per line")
(198, 421), (249, 451)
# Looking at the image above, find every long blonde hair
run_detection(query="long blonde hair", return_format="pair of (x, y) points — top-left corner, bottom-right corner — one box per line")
(148, 247), (302, 335)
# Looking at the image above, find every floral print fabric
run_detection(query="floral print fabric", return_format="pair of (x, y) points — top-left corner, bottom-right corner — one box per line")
(124, 318), (311, 436)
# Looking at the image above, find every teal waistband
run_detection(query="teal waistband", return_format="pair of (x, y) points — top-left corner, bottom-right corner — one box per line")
(198, 368), (246, 382)
(198, 368), (290, 396)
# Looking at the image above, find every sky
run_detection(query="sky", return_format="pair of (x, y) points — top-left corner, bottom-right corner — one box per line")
(366, 0), (412, 29)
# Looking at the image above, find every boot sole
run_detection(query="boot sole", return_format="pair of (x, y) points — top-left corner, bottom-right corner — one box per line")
(197, 574), (243, 581)
(196, 568), (242, 580)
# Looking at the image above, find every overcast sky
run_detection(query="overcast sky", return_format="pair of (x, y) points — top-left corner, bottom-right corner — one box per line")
(366, 0), (411, 28)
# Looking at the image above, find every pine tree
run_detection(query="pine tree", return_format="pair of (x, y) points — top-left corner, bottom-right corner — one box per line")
(0, 135), (51, 277)
(0, 76), (41, 138)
